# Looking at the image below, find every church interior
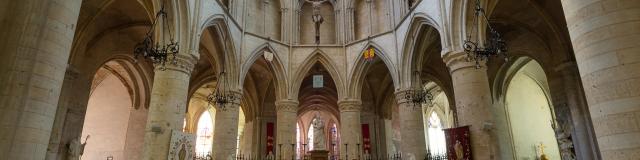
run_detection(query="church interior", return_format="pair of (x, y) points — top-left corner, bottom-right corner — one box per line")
(0, 0), (639, 160)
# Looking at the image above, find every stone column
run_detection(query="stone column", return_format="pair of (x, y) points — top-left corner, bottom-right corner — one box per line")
(443, 53), (496, 159)
(46, 67), (92, 160)
(141, 54), (198, 160)
(0, 0), (82, 159)
(560, 1), (640, 159)
(394, 90), (427, 160)
(275, 100), (298, 159)
(338, 99), (362, 160)
(211, 91), (243, 160)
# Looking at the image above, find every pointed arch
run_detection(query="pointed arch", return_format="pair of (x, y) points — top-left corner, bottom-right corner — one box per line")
(492, 56), (552, 104)
(239, 43), (289, 100)
(290, 50), (345, 99)
(99, 55), (154, 109)
(400, 14), (445, 89)
(198, 15), (241, 89)
(347, 42), (399, 98)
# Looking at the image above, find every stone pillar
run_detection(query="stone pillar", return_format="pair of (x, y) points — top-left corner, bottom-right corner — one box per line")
(141, 54), (198, 160)
(0, 0), (82, 159)
(275, 100), (299, 159)
(46, 67), (92, 160)
(211, 91), (243, 160)
(444, 53), (496, 159)
(560, 1), (640, 159)
(394, 90), (427, 160)
(338, 99), (362, 160)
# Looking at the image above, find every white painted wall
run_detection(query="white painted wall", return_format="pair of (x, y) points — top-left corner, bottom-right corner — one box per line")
(81, 75), (132, 160)
(506, 70), (560, 160)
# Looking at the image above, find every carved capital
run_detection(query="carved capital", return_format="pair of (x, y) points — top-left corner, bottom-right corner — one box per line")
(275, 100), (299, 112)
(442, 51), (485, 73)
(394, 89), (415, 105)
(158, 54), (199, 75)
(213, 90), (243, 111)
(338, 99), (362, 112)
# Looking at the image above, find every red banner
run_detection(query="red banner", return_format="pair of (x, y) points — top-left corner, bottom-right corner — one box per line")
(444, 126), (472, 160)
(361, 124), (371, 153)
(266, 122), (274, 154)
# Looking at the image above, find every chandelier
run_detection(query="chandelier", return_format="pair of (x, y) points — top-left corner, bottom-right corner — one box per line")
(207, 71), (238, 110)
(404, 71), (434, 106)
(463, 0), (507, 69)
(133, 3), (179, 70)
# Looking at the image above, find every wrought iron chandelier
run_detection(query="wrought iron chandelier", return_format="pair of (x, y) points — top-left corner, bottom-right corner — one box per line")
(405, 71), (434, 106)
(133, 3), (179, 70)
(207, 71), (238, 110)
(463, 0), (508, 69)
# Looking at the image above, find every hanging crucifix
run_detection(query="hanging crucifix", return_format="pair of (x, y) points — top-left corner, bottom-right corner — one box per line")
(305, 0), (328, 44)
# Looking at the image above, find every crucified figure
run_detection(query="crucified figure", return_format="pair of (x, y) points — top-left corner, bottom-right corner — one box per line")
(305, 0), (328, 44)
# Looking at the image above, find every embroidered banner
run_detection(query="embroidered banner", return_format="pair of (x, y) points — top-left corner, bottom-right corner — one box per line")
(266, 122), (275, 154)
(361, 124), (371, 153)
(167, 130), (196, 160)
(444, 126), (472, 160)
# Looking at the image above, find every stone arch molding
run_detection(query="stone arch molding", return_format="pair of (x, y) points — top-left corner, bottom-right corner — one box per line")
(347, 42), (399, 99)
(400, 14), (446, 89)
(196, 15), (241, 89)
(493, 56), (553, 106)
(240, 43), (289, 100)
(290, 50), (346, 100)
(97, 55), (153, 109)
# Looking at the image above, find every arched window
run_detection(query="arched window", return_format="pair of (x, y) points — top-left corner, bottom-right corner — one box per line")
(307, 120), (316, 150)
(196, 110), (214, 154)
(330, 123), (339, 156)
(427, 112), (446, 152)
(236, 108), (245, 155)
(296, 123), (301, 159)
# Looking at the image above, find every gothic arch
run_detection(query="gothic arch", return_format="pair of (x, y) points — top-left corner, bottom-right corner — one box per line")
(492, 56), (552, 101)
(198, 15), (241, 89)
(97, 56), (154, 109)
(240, 43), (289, 100)
(400, 14), (445, 89)
(348, 43), (399, 98)
(290, 50), (346, 100)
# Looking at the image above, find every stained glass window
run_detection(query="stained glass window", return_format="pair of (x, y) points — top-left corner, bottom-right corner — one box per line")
(196, 110), (214, 154)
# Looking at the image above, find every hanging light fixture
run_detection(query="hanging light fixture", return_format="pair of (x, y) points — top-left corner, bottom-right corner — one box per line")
(207, 71), (238, 110)
(133, 2), (179, 70)
(404, 71), (434, 106)
(463, 0), (508, 69)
